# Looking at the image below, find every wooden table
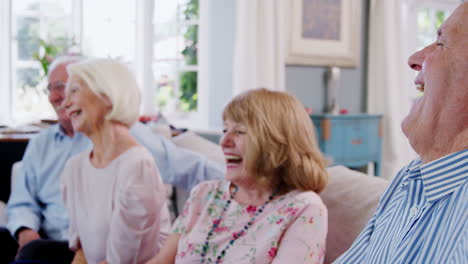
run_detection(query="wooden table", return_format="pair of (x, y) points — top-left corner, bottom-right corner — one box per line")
(0, 133), (36, 203)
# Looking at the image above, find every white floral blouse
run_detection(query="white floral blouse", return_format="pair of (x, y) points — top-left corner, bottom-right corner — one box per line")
(172, 180), (328, 264)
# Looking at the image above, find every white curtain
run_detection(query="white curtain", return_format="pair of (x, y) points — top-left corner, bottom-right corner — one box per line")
(0, 0), (12, 125)
(135, 0), (155, 115)
(232, 0), (287, 95)
(367, 0), (417, 179)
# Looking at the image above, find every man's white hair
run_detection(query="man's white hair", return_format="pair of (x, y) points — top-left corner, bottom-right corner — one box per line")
(47, 55), (86, 78)
(66, 58), (141, 127)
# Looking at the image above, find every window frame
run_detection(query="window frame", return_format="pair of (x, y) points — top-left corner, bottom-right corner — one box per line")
(151, 0), (209, 130)
(1, 0), (210, 130)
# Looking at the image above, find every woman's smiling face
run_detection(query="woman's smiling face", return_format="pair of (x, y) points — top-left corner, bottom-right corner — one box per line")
(63, 75), (111, 135)
(220, 119), (248, 184)
(402, 3), (468, 160)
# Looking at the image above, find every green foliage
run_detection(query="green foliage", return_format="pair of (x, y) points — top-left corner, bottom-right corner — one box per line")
(181, 25), (198, 65)
(179, 0), (199, 111)
(179, 71), (198, 111)
(33, 38), (66, 76)
(183, 0), (199, 20)
(156, 78), (175, 109)
(435, 11), (446, 29)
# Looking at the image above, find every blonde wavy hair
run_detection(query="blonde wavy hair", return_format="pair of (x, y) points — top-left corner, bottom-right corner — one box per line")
(223, 88), (328, 193)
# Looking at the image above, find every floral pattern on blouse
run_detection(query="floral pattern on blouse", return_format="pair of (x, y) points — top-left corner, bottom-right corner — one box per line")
(172, 180), (327, 264)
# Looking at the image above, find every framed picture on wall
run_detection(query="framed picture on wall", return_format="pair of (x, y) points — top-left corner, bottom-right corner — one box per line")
(286, 0), (362, 68)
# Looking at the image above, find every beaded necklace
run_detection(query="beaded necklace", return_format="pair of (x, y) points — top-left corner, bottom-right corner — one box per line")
(200, 184), (277, 264)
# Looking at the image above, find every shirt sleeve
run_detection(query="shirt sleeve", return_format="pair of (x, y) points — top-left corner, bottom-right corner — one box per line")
(6, 138), (43, 237)
(130, 123), (225, 191)
(272, 200), (328, 264)
(105, 157), (167, 264)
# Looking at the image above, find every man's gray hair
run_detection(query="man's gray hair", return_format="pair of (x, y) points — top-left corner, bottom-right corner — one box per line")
(47, 54), (86, 78)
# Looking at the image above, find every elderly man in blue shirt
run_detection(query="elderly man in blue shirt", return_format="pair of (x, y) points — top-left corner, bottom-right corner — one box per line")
(335, 3), (468, 264)
(0, 55), (224, 263)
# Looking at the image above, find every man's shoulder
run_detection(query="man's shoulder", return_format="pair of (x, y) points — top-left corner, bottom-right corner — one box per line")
(30, 124), (60, 142)
(22, 125), (61, 157)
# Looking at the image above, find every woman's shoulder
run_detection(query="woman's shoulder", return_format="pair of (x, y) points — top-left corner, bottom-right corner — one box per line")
(118, 145), (154, 164)
(64, 151), (89, 170)
(278, 190), (326, 210)
(115, 146), (162, 185)
(112, 145), (158, 173)
(61, 151), (89, 187)
(189, 179), (227, 198)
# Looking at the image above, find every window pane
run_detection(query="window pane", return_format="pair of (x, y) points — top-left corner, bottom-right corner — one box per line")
(16, 16), (39, 60)
(154, 0), (199, 114)
(179, 0), (199, 21)
(179, 71), (197, 111)
(16, 67), (40, 88)
(12, 0), (72, 121)
(82, 0), (135, 63)
(181, 24), (198, 65)
(154, 61), (178, 113)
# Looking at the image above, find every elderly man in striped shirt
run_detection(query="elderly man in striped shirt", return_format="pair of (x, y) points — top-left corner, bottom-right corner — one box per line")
(335, 2), (468, 264)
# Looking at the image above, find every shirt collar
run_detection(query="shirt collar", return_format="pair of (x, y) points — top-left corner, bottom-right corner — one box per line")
(419, 149), (468, 203)
(53, 124), (74, 142)
(406, 159), (423, 180)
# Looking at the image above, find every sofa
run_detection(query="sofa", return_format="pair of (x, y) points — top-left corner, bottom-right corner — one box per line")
(0, 129), (389, 264)
(172, 131), (390, 263)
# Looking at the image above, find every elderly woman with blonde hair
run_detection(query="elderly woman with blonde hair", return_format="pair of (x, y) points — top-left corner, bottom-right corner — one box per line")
(147, 88), (328, 264)
(60, 58), (170, 264)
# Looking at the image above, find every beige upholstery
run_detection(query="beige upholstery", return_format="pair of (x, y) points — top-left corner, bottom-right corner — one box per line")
(321, 166), (389, 263)
(0, 201), (6, 226)
(172, 131), (225, 166)
(172, 131), (225, 214)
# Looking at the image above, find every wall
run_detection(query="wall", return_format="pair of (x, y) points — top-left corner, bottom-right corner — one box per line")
(206, 0), (369, 129)
(286, 0), (369, 114)
(206, 0), (236, 129)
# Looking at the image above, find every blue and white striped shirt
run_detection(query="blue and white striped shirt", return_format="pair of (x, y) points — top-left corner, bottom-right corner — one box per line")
(334, 149), (468, 264)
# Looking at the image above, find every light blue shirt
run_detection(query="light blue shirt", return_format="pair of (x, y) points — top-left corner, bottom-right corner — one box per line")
(334, 149), (468, 264)
(6, 122), (224, 240)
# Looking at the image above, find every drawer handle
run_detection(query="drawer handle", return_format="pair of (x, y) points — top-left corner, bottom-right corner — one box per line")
(351, 139), (362, 145)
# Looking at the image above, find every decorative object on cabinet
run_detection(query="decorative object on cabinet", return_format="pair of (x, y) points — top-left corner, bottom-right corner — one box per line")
(286, 0), (361, 67)
(324, 66), (340, 114)
(311, 114), (383, 175)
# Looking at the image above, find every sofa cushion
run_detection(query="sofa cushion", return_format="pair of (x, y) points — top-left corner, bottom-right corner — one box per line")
(172, 131), (225, 167)
(321, 166), (389, 264)
(171, 131), (225, 215)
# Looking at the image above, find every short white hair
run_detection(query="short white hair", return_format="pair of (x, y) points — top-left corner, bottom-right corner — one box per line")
(67, 58), (141, 127)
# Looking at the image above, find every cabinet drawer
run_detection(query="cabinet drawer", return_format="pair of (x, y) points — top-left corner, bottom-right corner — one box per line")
(311, 114), (382, 168)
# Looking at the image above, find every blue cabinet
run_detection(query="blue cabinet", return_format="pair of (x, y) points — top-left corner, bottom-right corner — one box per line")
(311, 114), (383, 176)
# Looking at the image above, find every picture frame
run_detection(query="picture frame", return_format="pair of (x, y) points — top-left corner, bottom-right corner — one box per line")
(286, 0), (362, 68)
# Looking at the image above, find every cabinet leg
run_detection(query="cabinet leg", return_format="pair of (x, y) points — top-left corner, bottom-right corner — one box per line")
(374, 161), (381, 176)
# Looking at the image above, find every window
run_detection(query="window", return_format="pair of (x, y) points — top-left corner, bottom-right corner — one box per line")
(1, 0), (208, 129)
(11, 0), (73, 122)
(408, 0), (459, 101)
(153, 0), (200, 119)
(81, 0), (135, 63)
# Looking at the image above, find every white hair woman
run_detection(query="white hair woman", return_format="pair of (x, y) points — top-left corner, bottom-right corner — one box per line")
(60, 58), (170, 263)
(147, 88), (328, 264)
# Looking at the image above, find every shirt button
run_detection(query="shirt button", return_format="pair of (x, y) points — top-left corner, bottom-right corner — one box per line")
(410, 206), (418, 217)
